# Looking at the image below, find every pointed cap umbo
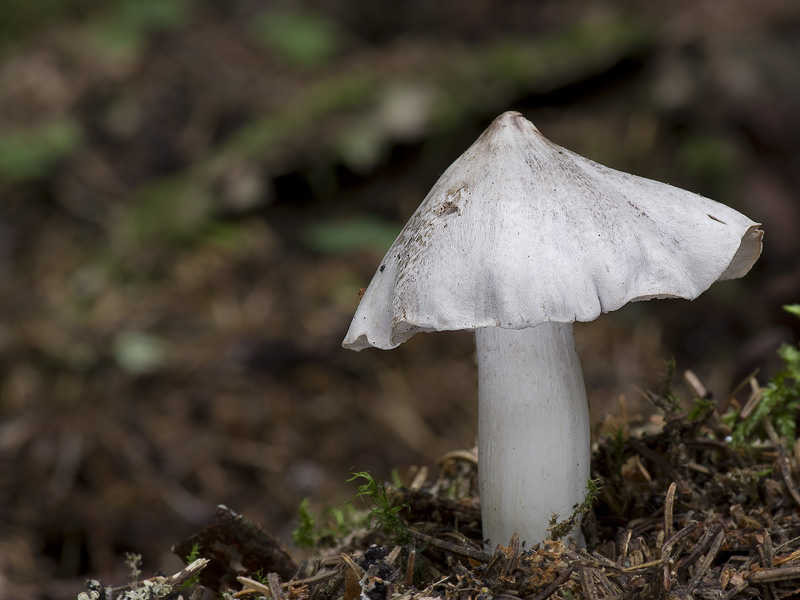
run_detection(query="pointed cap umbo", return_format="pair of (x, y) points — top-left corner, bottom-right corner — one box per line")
(343, 111), (763, 351)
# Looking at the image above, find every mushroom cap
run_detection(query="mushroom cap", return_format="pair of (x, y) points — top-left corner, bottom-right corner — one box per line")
(343, 111), (763, 351)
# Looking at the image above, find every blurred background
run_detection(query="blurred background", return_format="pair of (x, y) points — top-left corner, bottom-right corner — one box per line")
(0, 0), (798, 597)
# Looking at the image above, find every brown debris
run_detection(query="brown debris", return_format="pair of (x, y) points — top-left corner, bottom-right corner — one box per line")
(395, 487), (482, 539)
(184, 374), (800, 600)
(78, 557), (209, 600)
(79, 361), (800, 600)
(172, 505), (297, 591)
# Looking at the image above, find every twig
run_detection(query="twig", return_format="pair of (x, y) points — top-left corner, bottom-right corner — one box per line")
(664, 482), (677, 542)
(408, 528), (492, 562)
(723, 368), (760, 414)
(237, 567), (339, 595)
(739, 385), (764, 420)
(171, 558), (209, 586)
(405, 548), (416, 588)
(501, 533), (521, 577)
(661, 522), (698, 559)
(237, 576), (271, 597)
(749, 565), (800, 583)
(684, 438), (743, 466)
(775, 548), (800, 566)
(593, 567), (620, 598)
(530, 567), (574, 600)
(580, 567), (599, 600)
(774, 534), (800, 554)
(98, 559), (209, 599)
(290, 568), (340, 587)
(683, 369), (708, 399)
(620, 558), (666, 574)
(720, 580), (749, 600)
(409, 466), (429, 491)
(628, 440), (690, 494)
(340, 553), (363, 578)
(268, 572), (284, 600)
(686, 530), (725, 593)
(676, 524), (721, 572)
(437, 449), (478, 465)
(618, 530), (632, 568)
(764, 419), (800, 510)
(380, 546), (401, 567)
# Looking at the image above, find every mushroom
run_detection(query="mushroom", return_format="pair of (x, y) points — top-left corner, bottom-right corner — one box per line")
(342, 111), (763, 548)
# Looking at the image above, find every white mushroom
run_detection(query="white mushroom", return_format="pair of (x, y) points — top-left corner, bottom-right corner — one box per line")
(343, 111), (763, 548)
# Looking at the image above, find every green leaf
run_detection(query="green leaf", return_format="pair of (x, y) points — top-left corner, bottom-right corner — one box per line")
(114, 0), (189, 31)
(687, 396), (715, 421)
(113, 331), (168, 375)
(250, 8), (340, 69)
(347, 471), (409, 543)
(784, 304), (800, 319)
(302, 216), (400, 255)
(292, 498), (317, 548)
(87, 0), (190, 58)
(123, 176), (215, 245)
(677, 132), (739, 195)
(728, 338), (800, 447)
(0, 118), (82, 182)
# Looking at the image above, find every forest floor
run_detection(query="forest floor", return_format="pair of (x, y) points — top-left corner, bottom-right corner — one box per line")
(80, 350), (800, 599)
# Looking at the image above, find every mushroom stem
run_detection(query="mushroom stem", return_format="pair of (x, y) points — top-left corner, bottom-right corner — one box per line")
(476, 322), (590, 548)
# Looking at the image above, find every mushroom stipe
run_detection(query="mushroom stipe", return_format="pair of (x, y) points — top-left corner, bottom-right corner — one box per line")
(343, 111), (763, 549)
